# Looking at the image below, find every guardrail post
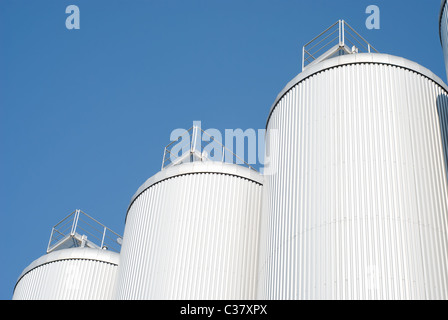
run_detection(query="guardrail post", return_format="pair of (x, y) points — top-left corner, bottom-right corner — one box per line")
(71, 209), (80, 236)
(162, 147), (167, 170)
(302, 46), (305, 70)
(47, 227), (55, 253)
(101, 226), (106, 249)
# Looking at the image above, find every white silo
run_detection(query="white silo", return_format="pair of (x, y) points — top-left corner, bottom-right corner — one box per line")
(115, 126), (263, 299)
(440, 0), (448, 80)
(13, 210), (122, 300)
(257, 20), (448, 300)
(13, 247), (120, 300)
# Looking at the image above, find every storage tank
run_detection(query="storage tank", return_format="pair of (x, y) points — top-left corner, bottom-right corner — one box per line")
(440, 0), (448, 80)
(13, 210), (122, 300)
(258, 21), (448, 300)
(13, 247), (120, 300)
(115, 129), (263, 299)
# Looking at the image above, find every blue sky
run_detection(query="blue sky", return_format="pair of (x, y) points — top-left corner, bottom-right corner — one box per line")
(0, 0), (445, 299)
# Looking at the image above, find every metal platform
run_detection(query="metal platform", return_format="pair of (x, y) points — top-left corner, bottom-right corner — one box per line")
(47, 209), (123, 253)
(161, 124), (257, 172)
(302, 20), (379, 70)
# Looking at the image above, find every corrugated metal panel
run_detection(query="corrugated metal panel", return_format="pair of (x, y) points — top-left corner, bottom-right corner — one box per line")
(116, 162), (263, 299)
(258, 54), (448, 300)
(13, 248), (119, 300)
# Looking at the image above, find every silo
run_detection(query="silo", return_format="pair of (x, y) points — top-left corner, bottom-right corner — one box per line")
(13, 210), (122, 300)
(258, 21), (448, 300)
(115, 137), (263, 299)
(13, 247), (120, 300)
(440, 0), (448, 80)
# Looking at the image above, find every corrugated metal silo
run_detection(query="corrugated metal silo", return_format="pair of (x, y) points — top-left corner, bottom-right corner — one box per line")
(13, 210), (122, 300)
(115, 130), (263, 299)
(258, 21), (448, 300)
(13, 247), (120, 300)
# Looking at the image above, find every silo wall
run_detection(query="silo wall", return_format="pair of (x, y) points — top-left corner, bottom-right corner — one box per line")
(116, 161), (263, 299)
(13, 247), (119, 300)
(258, 53), (448, 300)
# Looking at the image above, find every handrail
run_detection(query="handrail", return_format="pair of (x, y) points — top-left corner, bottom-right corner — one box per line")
(47, 210), (122, 253)
(302, 20), (379, 70)
(162, 126), (258, 172)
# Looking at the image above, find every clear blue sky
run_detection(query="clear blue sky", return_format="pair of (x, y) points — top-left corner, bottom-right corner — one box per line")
(0, 0), (444, 300)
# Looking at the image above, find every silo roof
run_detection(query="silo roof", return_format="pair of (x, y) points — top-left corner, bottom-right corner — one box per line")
(267, 53), (448, 128)
(16, 247), (120, 284)
(127, 161), (264, 217)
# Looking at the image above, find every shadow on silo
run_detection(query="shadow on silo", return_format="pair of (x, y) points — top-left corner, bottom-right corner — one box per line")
(437, 94), (448, 184)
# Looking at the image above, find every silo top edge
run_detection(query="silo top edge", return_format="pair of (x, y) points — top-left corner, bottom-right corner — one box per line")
(266, 53), (448, 128)
(440, 0), (447, 43)
(16, 247), (120, 284)
(127, 162), (264, 214)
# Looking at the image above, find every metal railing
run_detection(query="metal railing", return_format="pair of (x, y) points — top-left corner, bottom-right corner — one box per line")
(161, 125), (258, 172)
(302, 20), (379, 70)
(47, 209), (123, 253)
